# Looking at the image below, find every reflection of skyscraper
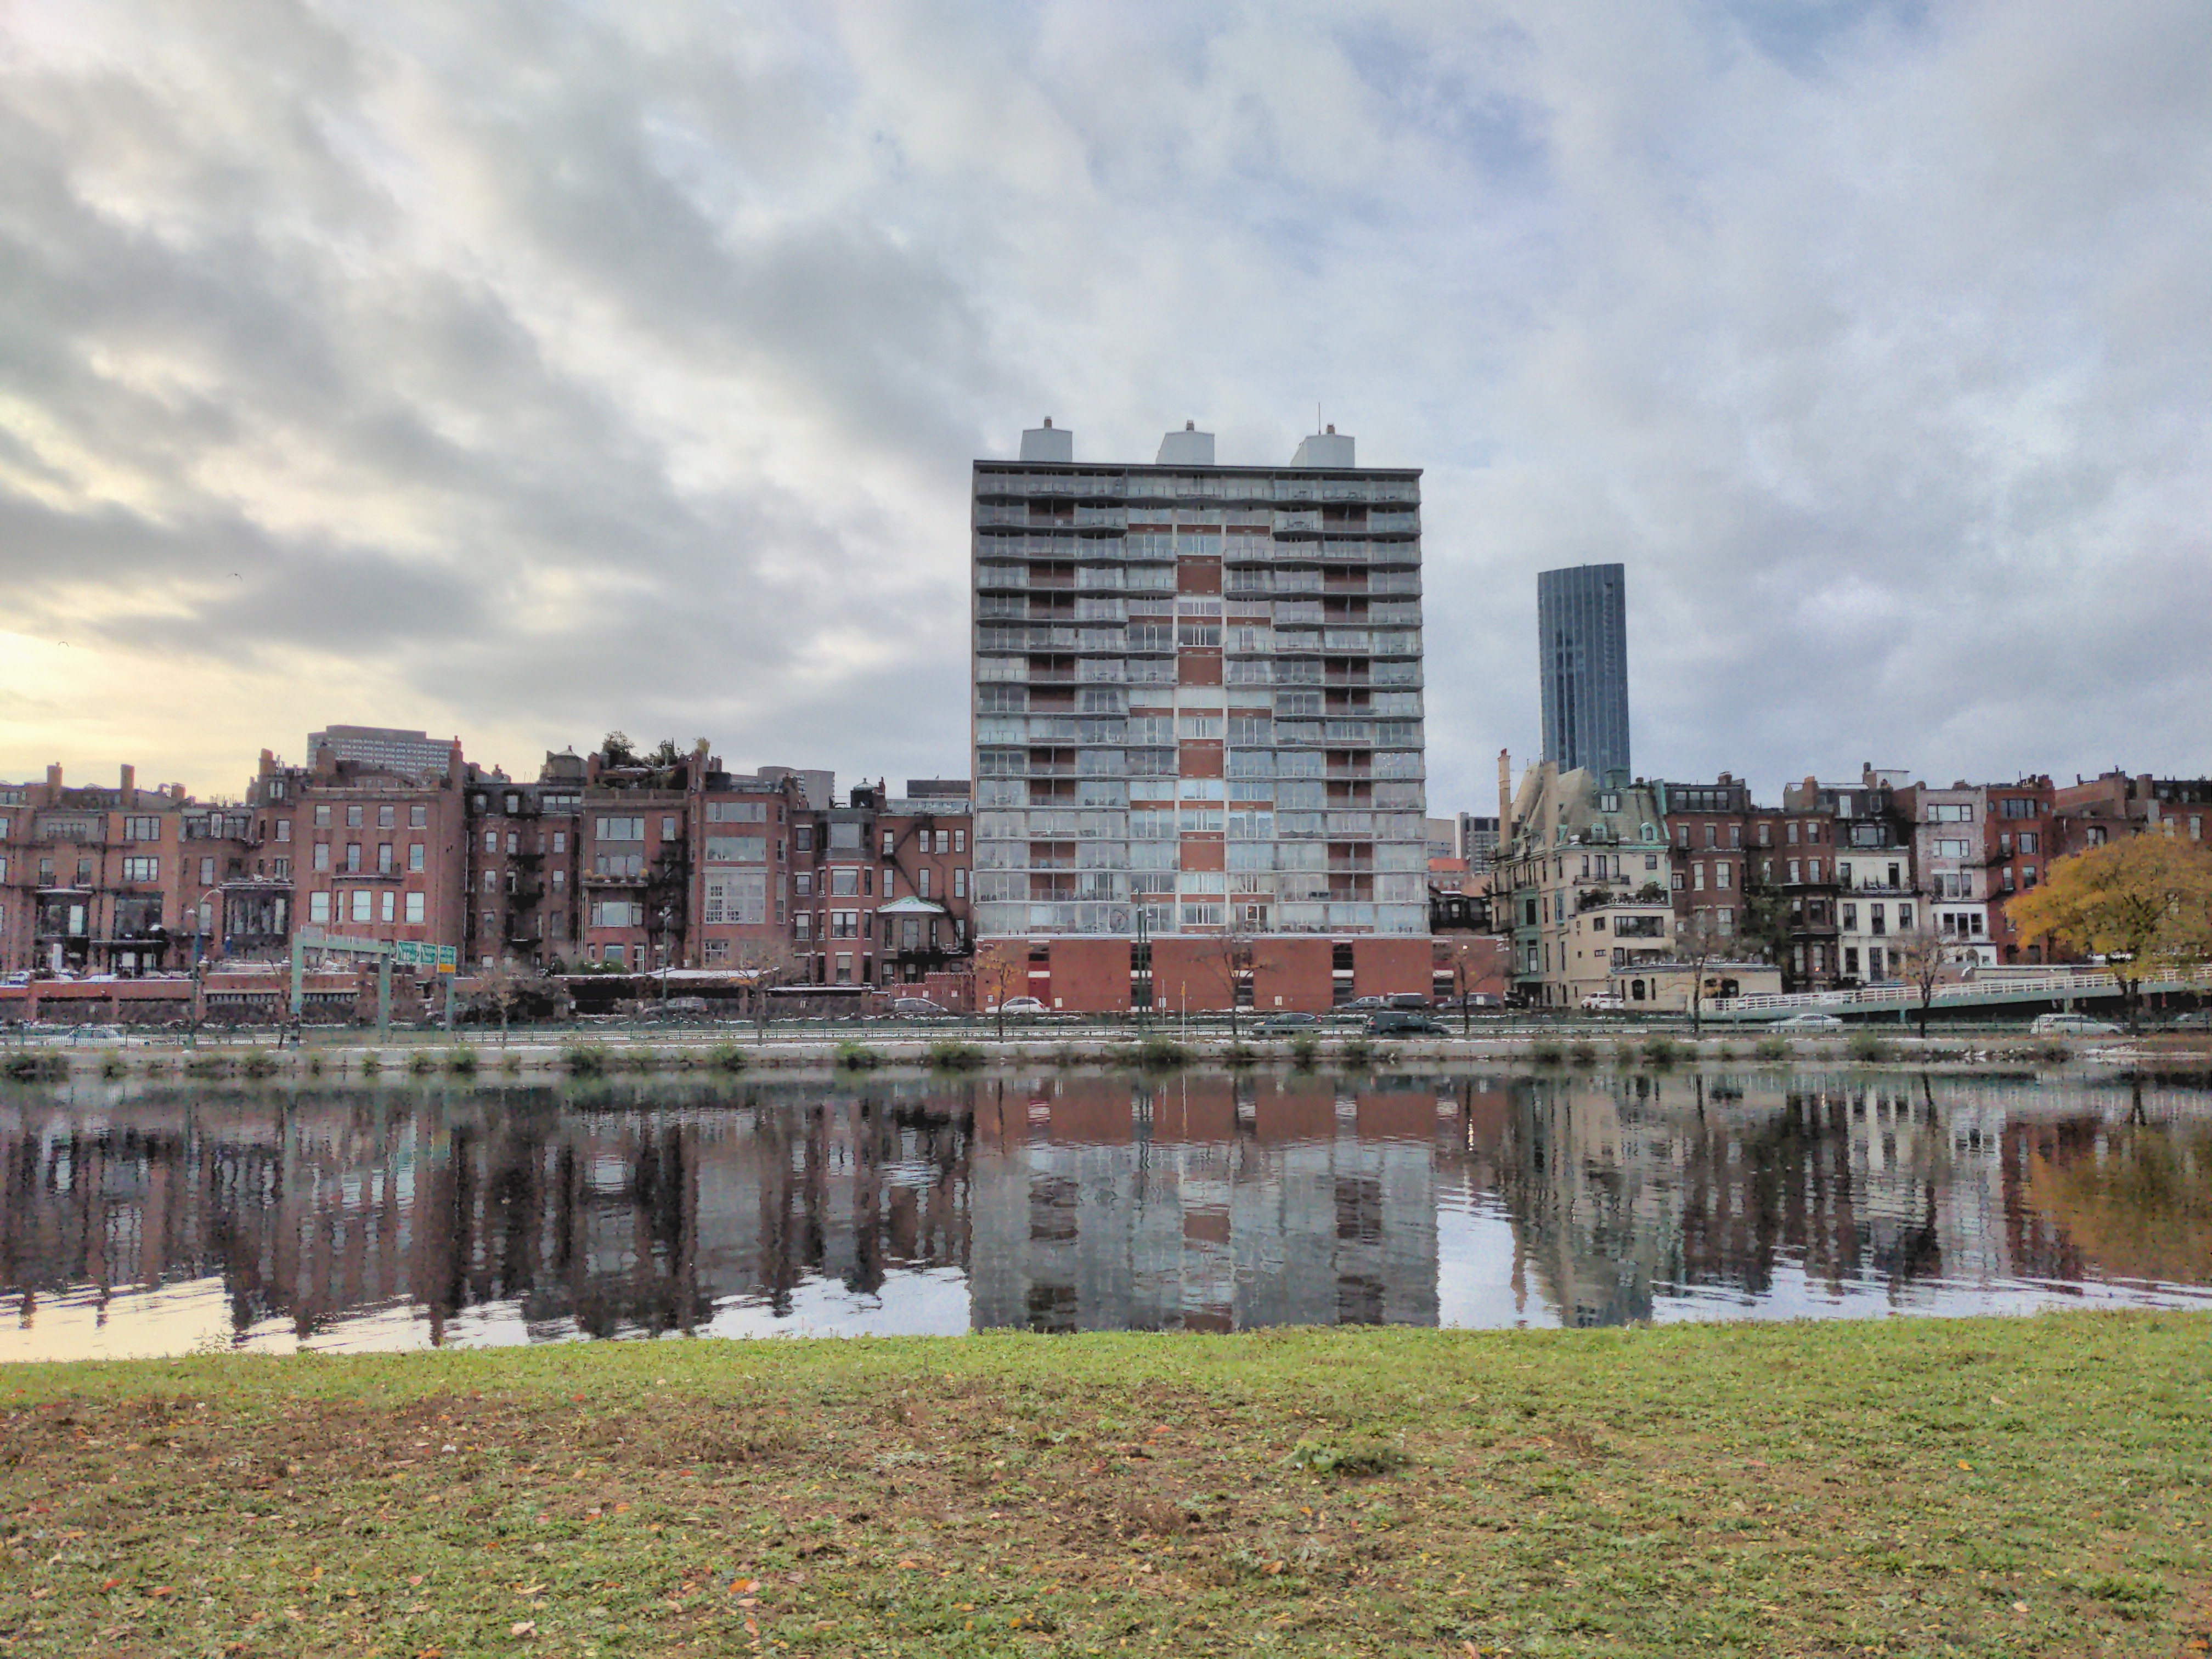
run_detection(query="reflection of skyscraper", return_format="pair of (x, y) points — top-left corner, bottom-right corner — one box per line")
(966, 1076), (1439, 1333)
(1537, 564), (1630, 778)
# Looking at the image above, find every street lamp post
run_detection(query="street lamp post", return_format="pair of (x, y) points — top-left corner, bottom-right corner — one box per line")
(184, 889), (218, 1049)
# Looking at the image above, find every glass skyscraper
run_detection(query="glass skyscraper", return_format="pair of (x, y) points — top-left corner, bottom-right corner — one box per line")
(971, 423), (1429, 942)
(1537, 563), (1631, 779)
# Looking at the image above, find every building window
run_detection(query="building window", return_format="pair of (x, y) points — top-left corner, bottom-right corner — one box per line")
(351, 889), (373, 922)
(408, 842), (424, 872)
(882, 828), (896, 857)
(275, 820), (291, 843)
(314, 805), (331, 827)
(552, 870), (565, 889)
(381, 891), (396, 923)
(917, 867), (931, 899)
(405, 892), (425, 923)
(411, 805), (427, 828)
(313, 842), (330, 872)
(122, 855), (158, 882)
(1715, 862), (1732, 890)
(954, 867), (967, 899)
(309, 891), (330, 923)
(832, 868), (860, 897)
(345, 844), (362, 872)
(378, 804), (396, 828)
(662, 815), (679, 840)
(955, 830), (966, 853)
(346, 805), (363, 827)
(552, 831), (566, 853)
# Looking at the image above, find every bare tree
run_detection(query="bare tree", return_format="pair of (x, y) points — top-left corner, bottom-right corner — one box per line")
(1436, 935), (1498, 1037)
(1891, 923), (1966, 1039)
(729, 938), (805, 1041)
(977, 951), (1025, 1044)
(1675, 910), (1732, 1036)
(1195, 918), (1260, 1037)
(474, 956), (533, 1045)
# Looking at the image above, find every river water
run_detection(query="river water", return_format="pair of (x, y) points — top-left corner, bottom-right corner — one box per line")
(2, 1068), (2207, 1360)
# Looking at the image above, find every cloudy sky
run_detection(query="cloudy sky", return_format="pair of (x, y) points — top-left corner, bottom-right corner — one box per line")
(4, 0), (2209, 811)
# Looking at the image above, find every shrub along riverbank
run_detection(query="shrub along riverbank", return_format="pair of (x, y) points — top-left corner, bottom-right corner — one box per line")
(3, 1313), (2208, 1655)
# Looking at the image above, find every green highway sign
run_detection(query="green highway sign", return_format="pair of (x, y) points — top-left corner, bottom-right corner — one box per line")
(437, 946), (459, 973)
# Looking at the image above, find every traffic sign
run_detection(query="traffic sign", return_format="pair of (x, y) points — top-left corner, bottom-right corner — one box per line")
(436, 946), (458, 973)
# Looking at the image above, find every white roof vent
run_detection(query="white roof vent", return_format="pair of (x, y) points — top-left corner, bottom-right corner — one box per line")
(1291, 424), (1354, 467)
(1019, 417), (1073, 462)
(1156, 420), (1215, 466)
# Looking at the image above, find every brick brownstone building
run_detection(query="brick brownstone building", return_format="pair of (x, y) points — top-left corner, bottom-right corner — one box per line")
(250, 742), (472, 967)
(1, 765), (212, 977)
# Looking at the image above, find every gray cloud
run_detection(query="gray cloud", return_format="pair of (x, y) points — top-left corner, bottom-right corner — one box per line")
(0, 0), (2207, 808)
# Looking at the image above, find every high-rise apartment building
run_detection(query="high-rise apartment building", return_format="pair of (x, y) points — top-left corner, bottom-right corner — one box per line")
(307, 725), (461, 781)
(1537, 563), (1631, 779)
(970, 421), (1431, 1011)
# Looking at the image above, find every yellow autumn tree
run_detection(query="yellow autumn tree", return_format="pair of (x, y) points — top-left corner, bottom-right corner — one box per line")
(2006, 833), (2212, 1028)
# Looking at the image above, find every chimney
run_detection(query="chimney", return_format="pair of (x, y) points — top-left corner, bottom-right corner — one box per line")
(43, 763), (61, 805)
(120, 763), (136, 808)
(1497, 748), (1511, 828)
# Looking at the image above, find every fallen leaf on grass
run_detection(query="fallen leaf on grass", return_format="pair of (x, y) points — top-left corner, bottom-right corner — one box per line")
(730, 1578), (758, 1594)
(510, 1620), (536, 1637)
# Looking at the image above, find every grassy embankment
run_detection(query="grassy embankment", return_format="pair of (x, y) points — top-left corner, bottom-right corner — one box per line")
(3, 1313), (2208, 1656)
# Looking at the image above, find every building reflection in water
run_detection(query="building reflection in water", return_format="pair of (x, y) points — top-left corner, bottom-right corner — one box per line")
(0, 1070), (2205, 1358)
(969, 1074), (1440, 1333)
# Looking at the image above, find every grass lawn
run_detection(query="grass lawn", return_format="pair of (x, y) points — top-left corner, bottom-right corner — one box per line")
(2, 1312), (2208, 1656)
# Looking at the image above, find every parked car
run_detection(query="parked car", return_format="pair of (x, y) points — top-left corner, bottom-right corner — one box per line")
(2030, 1013), (2121, 1036)
(1365, 1010), (1447, 1037)
(2164, 1011), (2209, 1029)
(1581, 994), (1626, 1013)
(988, 996), (1049, 1017)
(1385, 992), (1431, 1010)
(1774, 1012), (1844, 1029)
(889, 997), (949, 1017)
(1341, 995), (1392, 1012)
(1437, 992), (1503, 1012)
(1257, 1012), (1319, 1035)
